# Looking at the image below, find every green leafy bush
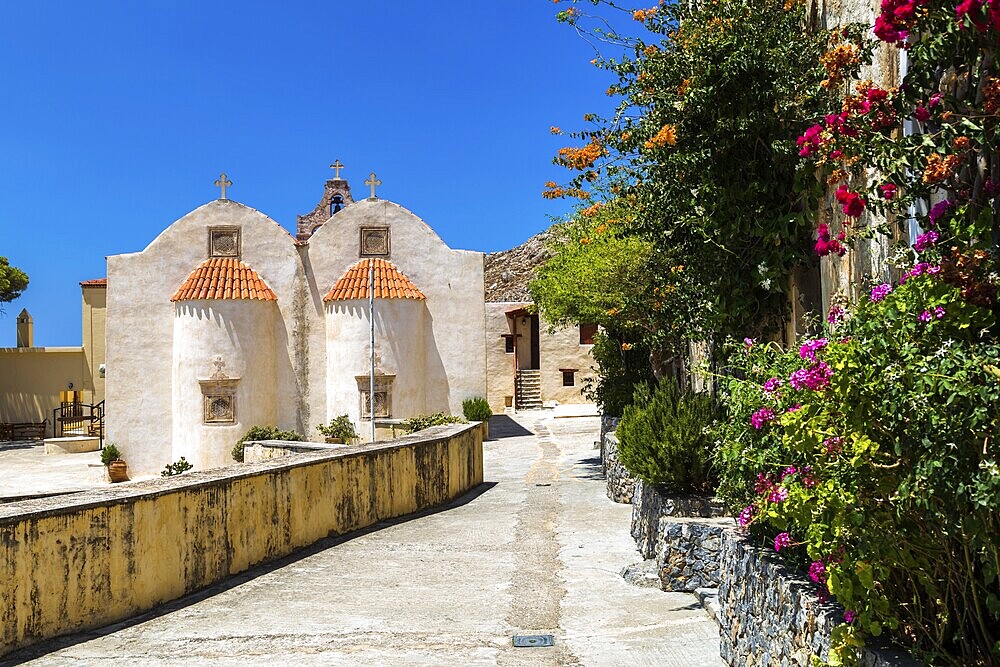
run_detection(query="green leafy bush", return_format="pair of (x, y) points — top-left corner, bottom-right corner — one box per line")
(399, 413), (466, 435)
(232, 425), (303, 462)
(100, 443), (122, 467)
(316, 414), (358, 442)
(462, 397), (492, 422)
(616, 381), (722, 493)
(161, 457), (193, 477)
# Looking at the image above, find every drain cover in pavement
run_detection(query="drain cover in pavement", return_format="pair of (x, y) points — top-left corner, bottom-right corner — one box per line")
(512, 635), (554, 647)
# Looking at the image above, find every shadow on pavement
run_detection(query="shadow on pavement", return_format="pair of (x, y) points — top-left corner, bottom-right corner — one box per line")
(1, 481), (499, 666)
(571, 454), (605, 481)
(487, 415), (533, 439)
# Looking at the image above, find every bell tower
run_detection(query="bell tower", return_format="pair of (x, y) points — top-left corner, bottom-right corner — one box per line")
(16, 308), (33, 348)
(296, 160), (355, 241)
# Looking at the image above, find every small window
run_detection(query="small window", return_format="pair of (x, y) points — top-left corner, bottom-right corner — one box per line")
(562, 370), (576, 387)
(579, 323), (597, 345)
(503, 335), (515, 354)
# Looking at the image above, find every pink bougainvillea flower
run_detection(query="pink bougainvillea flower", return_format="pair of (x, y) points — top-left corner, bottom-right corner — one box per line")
(738, 505), (755, 528)
(754, 473), (774, 495)
(918, 310), (932, 322)
(799, 338), (829, 361)
(750, 407), (776, 430)
(928, 200), (951, 227)
(879, 183), (897, 200)
(914, 230), (939, 252)
(773, 532), (792, 552)
(808, 560), (826, 584)
(768, 485), (789, 503)
(789, 362), (833, 391)
(815, 223), (847, 257)
(935, 306), (946, 319)
(914, 106), (931, 121)
(835, 184), (866, 218)
(870, 283), (893, 302)
(844, 609), (857, 623)
(827, 305), (846, 324)
(763, 377), (783, 394)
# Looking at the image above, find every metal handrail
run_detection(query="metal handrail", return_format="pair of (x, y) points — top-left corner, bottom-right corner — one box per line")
(52, 400), (105, 449)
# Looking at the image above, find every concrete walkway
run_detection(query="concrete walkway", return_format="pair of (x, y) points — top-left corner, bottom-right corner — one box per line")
(0, 442), (106, 501)
(6, 413), (723, 666)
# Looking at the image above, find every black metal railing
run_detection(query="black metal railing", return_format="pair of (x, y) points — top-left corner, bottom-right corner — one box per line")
(53, 400), (105, 448)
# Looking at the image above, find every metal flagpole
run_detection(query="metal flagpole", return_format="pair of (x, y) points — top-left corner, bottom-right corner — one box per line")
(369, 261), (376, 443)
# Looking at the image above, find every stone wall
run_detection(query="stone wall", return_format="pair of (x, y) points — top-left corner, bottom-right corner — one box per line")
(0, 423), (483, 657)
(629, 479), (732, 592)
(601, 432), (636, 503)
(718, 530), (922, 667)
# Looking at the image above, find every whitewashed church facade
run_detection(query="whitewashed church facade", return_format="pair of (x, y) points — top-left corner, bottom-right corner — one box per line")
(105, 174), (486, 475)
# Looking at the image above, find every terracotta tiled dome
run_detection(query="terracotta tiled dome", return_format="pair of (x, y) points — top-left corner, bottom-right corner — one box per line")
(170, 257), (277, 302)
(324, 258), (426, 301)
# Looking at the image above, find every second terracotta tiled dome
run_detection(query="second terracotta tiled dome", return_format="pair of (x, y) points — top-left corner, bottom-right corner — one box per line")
(324, 258), (426, 301)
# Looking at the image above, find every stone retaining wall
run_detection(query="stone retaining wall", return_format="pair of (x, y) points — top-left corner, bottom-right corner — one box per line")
(0, 423), (483, 657)
(718, 530), (922, 667)
(601, 432), (637, 503)
(630, 479), (727, 559)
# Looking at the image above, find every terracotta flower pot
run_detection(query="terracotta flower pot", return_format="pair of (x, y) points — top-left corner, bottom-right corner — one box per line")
(108, 459), (129, 483)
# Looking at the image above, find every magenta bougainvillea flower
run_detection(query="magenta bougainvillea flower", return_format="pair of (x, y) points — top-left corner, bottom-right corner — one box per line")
(790, 362), (833, 391)
(870, 283), (893, 302)
(799, 338), (829, 361)
(750, 407), (776, 430)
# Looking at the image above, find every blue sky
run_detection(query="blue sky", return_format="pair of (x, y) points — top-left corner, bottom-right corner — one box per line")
(0, 1), (616, 346)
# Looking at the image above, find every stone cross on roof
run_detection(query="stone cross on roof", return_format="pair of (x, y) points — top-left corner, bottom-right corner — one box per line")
(330, 160), (344, 179)
(214, 173), (232, 200)
(365, 172), (381, 200)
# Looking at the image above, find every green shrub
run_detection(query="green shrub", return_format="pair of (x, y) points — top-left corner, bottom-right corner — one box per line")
(462, 397), (492, 422)
(616, 381), (722, 493)
(316, 414), (358, 442)
(100, 443), (122, 466)
(399, 413), (466, 435)
(232, 425), (303, 462)
(161, 457), (193, 477)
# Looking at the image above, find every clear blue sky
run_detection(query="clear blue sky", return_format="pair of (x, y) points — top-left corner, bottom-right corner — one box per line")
(0, 1), (615, 346)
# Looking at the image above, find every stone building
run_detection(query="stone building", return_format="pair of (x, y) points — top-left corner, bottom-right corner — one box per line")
(483, 233), (597, 413)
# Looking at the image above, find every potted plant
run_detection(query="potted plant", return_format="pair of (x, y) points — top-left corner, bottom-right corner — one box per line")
(316, 415), (358, 444)
(101, 443), (128, 483)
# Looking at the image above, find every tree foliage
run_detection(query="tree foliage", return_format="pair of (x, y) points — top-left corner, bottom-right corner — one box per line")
(0, 256), (28, 306)
(546, 0), (830, 354)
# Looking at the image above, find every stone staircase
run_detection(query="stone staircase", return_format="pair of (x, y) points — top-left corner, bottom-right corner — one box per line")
(515, 369), (542, 410)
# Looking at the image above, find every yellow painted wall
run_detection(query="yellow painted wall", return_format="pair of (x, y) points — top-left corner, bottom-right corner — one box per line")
(0, 423), (483, 656)
(81, 286), (106, 405)
(0, 348), (86, 424)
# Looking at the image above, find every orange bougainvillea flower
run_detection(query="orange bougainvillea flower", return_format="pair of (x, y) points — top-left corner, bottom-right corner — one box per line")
(923, 153), (962, 185)
(550, 126), (561, 135)
(621, 342), (634, 351)
(633, 8), (656, 21)
(643, 44), (659, 57)
(557, 139), (606, 170)
(644, 124), (678, 149)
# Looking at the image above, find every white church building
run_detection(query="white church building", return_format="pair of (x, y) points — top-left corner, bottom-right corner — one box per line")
(105, 173), (486, 475)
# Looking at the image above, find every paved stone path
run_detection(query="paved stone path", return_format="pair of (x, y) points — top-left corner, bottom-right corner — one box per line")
(6, 413), (723, 666)
(0, 442), (106, 501)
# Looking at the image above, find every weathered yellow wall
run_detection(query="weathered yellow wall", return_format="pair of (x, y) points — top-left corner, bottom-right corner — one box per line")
(0, 348), (86, 424)
(0, 423), (483, 656)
